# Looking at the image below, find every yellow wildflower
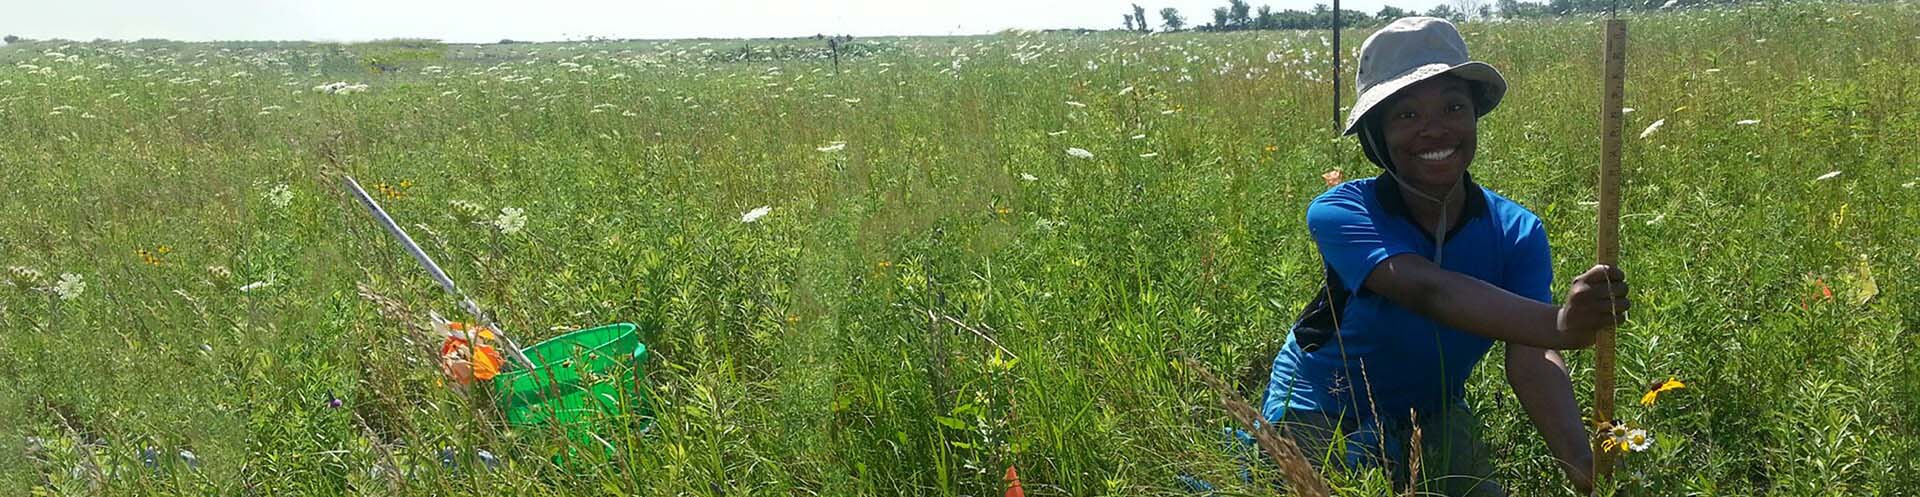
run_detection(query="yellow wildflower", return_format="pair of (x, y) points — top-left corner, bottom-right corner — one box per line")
(1640, 377), (1686, 406)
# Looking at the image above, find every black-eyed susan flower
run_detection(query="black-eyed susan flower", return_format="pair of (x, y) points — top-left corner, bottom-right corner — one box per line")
(373, 181), (411, 200)
(1641, 377), (1686, 406)
(138, 245), (173, 266)
(1600, 423), (1631, 454)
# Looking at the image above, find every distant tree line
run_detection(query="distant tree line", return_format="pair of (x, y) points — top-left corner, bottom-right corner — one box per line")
(1127, 0), (1800, 32)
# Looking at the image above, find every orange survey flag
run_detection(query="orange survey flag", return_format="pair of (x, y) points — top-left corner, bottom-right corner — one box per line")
(440, 334), (504, 384)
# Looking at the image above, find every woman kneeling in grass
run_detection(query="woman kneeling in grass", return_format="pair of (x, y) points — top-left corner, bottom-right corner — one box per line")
(1262, 17), (1630, 496)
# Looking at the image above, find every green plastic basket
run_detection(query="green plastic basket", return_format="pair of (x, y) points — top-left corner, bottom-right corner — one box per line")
(492, 323), (649, 445)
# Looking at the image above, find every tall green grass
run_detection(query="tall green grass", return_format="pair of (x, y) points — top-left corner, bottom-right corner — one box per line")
(2, 2), (1916, 495)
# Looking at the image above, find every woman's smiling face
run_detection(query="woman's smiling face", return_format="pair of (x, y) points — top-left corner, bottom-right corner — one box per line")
(1379, 75), (1478, 194)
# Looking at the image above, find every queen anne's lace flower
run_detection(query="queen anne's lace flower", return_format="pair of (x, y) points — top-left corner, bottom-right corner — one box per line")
(265, 184), (293, 208)
(53, 273), (85, 300)
(741, 206), (771, 223)
(493, 207), (527, 235)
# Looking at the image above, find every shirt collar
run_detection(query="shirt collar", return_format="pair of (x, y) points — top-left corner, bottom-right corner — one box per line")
(1374, 172), (1490, 233)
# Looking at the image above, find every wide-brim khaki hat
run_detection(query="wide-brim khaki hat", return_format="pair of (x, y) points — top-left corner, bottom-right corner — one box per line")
(1342, 17), (1507, 136)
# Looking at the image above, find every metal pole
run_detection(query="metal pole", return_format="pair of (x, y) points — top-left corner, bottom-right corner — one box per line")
(1332, 0), (1342, 134)
(342, 175), (534, 369)
(1591, 18), (1627, 493)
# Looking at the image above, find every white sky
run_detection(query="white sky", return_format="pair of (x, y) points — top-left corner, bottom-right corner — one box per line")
(3, 0), (1449, 43)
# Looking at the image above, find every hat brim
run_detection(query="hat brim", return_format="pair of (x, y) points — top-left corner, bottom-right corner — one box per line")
(1342, 61), (1506, 136)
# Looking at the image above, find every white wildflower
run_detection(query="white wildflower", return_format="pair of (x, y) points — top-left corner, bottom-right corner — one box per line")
(264, 183), (292, 208)
(313, 82), (369, 95)
(493, 207), (527, 235)
(449, 199), (486, 217)
(206, 265), (232, 279)
(8, 266), (44, 284)
(741, 206), (772, 223)
(53, 273), (85, 300)
(1626, 429), (1652, 452)
(1065, 147), (1094, 160)
(1638, 119), (1665, 139)
(1815, 171), (1841, 181)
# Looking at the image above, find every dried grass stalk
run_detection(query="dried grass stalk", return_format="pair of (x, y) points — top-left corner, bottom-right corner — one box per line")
(1185, 357), (1332, 497)
(1403, 409), (1422, 497)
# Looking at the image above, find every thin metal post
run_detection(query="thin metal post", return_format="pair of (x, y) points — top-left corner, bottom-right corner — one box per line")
(343, 175), (534, 369)
(1332, 0), (1342, 134)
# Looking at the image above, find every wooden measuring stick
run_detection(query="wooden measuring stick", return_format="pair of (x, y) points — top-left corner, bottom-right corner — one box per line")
(1591, 19), (1627, 493)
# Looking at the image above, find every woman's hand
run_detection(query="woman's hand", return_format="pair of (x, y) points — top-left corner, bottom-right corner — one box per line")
(1555, 264), (1631, 348)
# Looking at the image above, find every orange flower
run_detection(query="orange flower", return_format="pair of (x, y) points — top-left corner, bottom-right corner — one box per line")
(1322, 169), (1345, 187)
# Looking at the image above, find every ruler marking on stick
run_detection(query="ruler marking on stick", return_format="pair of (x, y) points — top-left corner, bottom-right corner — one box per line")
(1592, 18), (1627, 493)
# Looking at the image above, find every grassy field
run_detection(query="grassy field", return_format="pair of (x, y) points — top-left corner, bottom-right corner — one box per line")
(2, 2), (1917, 495)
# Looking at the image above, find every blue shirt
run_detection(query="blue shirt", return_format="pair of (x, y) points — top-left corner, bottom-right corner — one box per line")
(1263, 174), (1554, 422)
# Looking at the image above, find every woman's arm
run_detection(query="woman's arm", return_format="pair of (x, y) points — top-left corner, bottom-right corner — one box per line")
(1507, 344), (1594, 494)
(1360, 254), (1628, 349)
